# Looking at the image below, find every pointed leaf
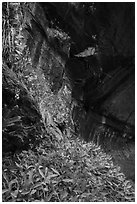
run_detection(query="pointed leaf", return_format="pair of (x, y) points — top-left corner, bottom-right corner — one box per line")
(62, 178), (74, 183)
(38, 168), (45, 179)
(51, 167), (60, 175)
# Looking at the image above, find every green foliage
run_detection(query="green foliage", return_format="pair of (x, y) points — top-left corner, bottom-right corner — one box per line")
(2, 3), (27, 67)
(2, 132), (135, 202)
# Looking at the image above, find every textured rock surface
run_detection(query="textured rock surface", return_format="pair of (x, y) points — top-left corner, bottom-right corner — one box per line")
(36, 2), (135, 180)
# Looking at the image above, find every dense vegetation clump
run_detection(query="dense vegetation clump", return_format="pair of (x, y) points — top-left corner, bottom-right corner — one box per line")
(2, 133), (135, 202)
